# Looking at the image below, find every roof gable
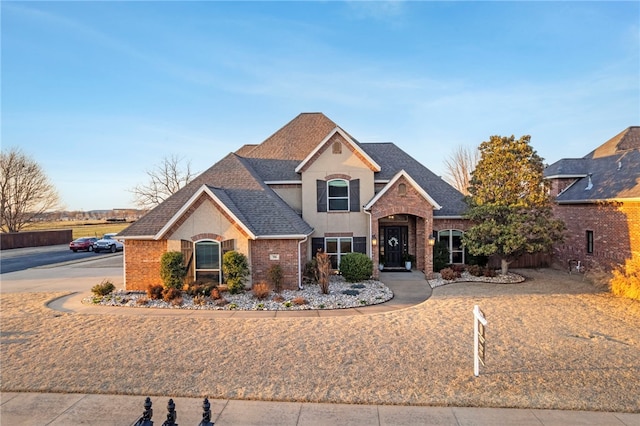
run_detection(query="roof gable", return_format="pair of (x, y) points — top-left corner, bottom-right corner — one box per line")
(295, 127), (381, 173)
(119, 153), (313, 238)
(241, 113), (339, 161)
(545, 127), (640, 202)
(364, 169), (442, 210)
(156, 185), (256, 239)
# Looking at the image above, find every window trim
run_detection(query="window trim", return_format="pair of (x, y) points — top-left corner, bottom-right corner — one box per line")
(586, 230), (594, 254)
(438, 229), (465, 264)
(327, 179), (349, 212)
(194, 239), (222, 283)
(325, 236), (353, 268)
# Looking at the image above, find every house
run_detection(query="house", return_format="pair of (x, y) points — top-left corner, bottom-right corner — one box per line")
(118, 113), (468, 291)
(544, 126), (640, 272)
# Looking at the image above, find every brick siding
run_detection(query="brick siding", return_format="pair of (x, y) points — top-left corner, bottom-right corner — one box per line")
(124, 239), (167, 290)
(552, 201), (639, 271)
(369, 176), (436, 277)
(250, 239), (306, 290)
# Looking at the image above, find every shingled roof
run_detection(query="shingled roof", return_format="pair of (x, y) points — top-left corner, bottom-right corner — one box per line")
(119, 153), (313, 238)
(120, 113), (468, 238)
(545, 126), (640, 202)
(361, 143), (467, 216)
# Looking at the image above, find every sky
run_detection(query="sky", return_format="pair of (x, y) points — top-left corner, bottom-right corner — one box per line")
(2, 1), (639, 211)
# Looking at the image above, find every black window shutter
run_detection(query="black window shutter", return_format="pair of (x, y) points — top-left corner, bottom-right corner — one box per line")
(350, 179), (360, 212)
(312, 238), (324, 257)
(317, 180), (327, 212)
(353, 236), (366, 254)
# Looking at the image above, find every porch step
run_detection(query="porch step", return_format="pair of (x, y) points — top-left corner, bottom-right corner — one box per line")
(381, 267), (411, 272)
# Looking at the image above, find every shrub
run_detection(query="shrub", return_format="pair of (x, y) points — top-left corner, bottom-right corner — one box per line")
(439, 267), (460, 281)
(304, 259), (319, 283)
(210, 287), (222, 300)
(468, 264), (484, 277)
(136, 297), (149, 306)
(267, 264), (284, 293)
(339, 252), (373, 283)
(91, 279), (115, 296)
(452, 264), (466, 273)
(162, 287), (182, 302)
(292, 296), (307, 305)
(483, 267), (497, 278)
(273, 295), (285, 303)
(185, 280), (217, 297)
(223, 251), (249, 294)
(316, 251), (331, 294)
(433, 241), (450, 272)
(252, 282), (271, 300)
(193, 294), (208, 306)
(146, 284), (164, 300)
(170, 296), (183, 306)
(215, 298), (229, 307)
(160, 251), (186, 289)
(341, 289), (360, 296)
(609, 255), (640, 301)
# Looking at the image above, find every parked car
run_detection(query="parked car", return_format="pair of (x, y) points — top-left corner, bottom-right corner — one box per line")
(69, 237), (98, 252)
(94, 233), (124, 253)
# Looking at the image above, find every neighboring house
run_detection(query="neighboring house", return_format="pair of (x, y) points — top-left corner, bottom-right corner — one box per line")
(544, 126), (640, 272)
(119, 113), (468, 291)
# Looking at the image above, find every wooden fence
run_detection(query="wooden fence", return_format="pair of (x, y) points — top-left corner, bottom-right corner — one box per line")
(0, 230), (73, 250)
(487, 252), (552, 269)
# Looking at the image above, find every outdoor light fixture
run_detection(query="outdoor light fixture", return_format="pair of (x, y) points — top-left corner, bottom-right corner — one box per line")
(372, 235), (378, 246)
(428, 236), (436, 246)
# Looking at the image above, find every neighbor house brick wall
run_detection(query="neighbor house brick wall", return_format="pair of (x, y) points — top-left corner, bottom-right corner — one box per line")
(552, 201), (640, 271)
(250, 239), (306, 290)
(124, 239), (167, 291)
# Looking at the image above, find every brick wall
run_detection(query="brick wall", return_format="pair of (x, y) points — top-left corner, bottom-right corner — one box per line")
(369, 176), (435, 278)
(552, 201), (639, 271)
(250, 239), (306, 290)
(124, 239), (167, 291)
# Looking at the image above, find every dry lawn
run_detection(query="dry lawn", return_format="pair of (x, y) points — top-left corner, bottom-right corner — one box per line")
(1, 268), (638, 412)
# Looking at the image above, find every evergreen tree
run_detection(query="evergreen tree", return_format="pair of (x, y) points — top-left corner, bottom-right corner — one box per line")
(463, 135), (564, 274)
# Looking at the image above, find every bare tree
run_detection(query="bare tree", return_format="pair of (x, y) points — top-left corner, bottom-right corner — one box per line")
(0, 147), (62, 232)
(443, 145), (480, 195)
(130, 154), (197, 209)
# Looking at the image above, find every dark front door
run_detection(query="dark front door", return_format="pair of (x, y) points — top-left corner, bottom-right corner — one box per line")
(384, 226), (406, 267)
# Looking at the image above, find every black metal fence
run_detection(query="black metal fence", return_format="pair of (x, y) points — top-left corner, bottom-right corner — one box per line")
(132, 396), (214, 426)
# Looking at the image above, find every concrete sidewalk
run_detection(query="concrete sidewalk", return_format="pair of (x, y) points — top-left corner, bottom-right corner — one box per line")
(2, 392), (638, 425)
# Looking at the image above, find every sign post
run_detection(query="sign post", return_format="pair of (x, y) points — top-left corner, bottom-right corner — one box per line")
(473, 305), (487, 377)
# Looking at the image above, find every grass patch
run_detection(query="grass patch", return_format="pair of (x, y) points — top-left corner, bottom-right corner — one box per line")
(24, 220), (130, 240)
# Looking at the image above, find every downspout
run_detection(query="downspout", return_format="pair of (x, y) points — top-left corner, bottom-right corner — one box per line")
(364, 209), (373, 259)
(298, 234), (309, 290)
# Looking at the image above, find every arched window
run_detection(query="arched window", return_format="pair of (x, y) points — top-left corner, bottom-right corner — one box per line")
(438, 230), (465, 264)
(327, 179), (349, 211)
(195, 240), (221, 283)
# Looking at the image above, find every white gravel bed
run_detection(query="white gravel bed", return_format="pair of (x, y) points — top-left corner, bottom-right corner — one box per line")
(428, 271), (525, 288)
(83, 277), (393, 310)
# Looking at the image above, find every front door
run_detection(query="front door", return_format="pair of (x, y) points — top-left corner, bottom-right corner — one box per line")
(384, 226), (406, 268)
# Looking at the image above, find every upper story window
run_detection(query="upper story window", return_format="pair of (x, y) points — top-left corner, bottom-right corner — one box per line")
(328, 179), (349, 211)
(316, 178), (360, 212)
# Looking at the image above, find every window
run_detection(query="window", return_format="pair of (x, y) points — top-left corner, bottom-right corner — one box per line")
(438, 230), (465, 264)
(325, 237), (352, 269)
(195, 240), (221, 283)
(328, 179), (349, 211)
(586, 230), (594, 254)
(398, 183), (407, 196)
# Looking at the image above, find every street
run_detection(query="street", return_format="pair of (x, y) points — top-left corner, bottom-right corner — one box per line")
(0, 246), (123, 293)
(0, 244), (121, 274)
